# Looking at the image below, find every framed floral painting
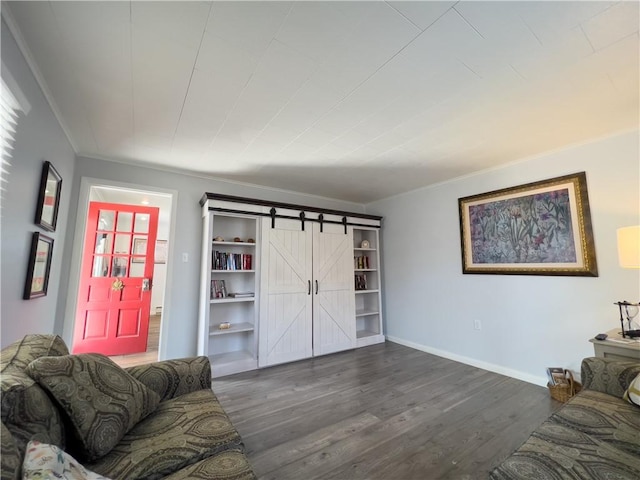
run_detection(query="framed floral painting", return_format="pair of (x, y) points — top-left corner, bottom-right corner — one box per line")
(458, 172), (598, 276)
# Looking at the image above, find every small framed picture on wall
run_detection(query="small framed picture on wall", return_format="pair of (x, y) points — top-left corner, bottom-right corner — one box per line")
(35, 161), (62, 232)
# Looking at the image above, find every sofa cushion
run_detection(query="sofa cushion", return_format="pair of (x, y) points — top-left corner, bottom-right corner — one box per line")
(1, 334), (69, 372)
(1, 335), (69, 456)
(162, 448), (256, 480)
(22, 440), (111, 480)
(85, 389), (244, 480)
(551, 389), (640, 457)
(1, 422), (21, 480)
(489, 418), (640, 479)
(490, 390), (640, 480)
(26, 354), (160, 461)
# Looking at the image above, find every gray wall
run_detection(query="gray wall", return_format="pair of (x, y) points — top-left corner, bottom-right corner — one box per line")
(63, 157), (365, 359)
(366, 130), (640, 385)
(1, 19), (76, 347)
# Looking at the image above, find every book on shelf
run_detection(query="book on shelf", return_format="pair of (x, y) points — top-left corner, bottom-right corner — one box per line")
(227, 292), (254, 298)
(212, 251), (252, 270)
(354, 274), (367, 291)
(210, 279), (227, 299)
(354, 255), (370, 269)
(546, 367), (568, 385)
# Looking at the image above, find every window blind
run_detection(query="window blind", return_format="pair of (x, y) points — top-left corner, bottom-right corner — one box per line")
(0, 79), (21, 201)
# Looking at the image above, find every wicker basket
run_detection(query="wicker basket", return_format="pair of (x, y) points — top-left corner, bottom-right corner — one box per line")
(547, 369), (582, 403)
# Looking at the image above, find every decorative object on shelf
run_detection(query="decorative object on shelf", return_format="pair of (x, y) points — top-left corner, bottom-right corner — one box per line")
(360, 240), (370, 249)
(234, 237), (242, 242)
(23, 232), (54, 299)
(458, 172), (597, 276)
(247, 238), (255, 243)
(219, 322), (231, 330)
(35, 161), (62, 232)
(615, 301), (640, 338)
(214, 236), (224, 242)
(227, 292), (254, 298)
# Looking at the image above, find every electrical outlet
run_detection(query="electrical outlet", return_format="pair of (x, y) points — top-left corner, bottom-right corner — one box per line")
(474, 319), (482, 330)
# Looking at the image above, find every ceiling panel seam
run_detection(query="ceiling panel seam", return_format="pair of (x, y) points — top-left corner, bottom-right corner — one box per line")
(170, 2), (214, 151)
(205, 1), (296, 155)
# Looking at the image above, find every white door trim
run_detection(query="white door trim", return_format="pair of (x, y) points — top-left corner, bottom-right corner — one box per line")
(62, 176), (178, 361)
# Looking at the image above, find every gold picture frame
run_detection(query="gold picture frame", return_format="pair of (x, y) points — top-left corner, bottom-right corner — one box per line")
(458, 172), (598, 276)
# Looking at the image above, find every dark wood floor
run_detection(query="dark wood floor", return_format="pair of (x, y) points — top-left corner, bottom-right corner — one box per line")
(213, 342), (561, 480)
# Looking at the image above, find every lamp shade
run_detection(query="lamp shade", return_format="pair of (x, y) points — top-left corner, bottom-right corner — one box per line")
(617, 225), (640, 268)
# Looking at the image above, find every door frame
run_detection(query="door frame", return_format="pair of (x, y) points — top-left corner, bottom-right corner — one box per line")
(62, 176), (178, 361)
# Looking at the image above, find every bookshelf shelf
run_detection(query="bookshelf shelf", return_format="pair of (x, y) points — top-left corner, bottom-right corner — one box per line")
(355, 289), (379, 294)
(210, 297), (255, 304)
(212, 270), (255, 273)
(213, 241), (255, 247)
(356, 309), (379, 317)
(210, 322), (254, 336)
(355, 268), (376, 272)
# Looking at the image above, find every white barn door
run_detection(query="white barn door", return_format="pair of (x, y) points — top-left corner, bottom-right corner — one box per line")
(259, 218), (312, 367)
(312, 223), (356, 356)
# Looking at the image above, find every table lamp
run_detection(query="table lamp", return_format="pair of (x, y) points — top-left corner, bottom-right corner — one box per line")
(616, 225), (640, 338)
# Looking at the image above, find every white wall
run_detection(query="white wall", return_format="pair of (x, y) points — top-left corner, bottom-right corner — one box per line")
(1, 19), (76, 347)
(366, 130), (640, 385)
(62, 156), (365, 360)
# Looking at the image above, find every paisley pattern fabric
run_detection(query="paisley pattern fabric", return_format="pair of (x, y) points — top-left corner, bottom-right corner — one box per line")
(162, 448), (257, 480)
(1, 335), (69, 371)
(85, 389), (243, 480)
(1, 422), (21, 480)
(1, 335), (69, 458)
(125, 356), (212, 402)
(26, 354), (160, 462)
(553, 389), (640, 456)
(491, 358), (640, 479)
(22, 441), (111, 480)
(3, 336), (254, 479)
(581, 356), (640, 398)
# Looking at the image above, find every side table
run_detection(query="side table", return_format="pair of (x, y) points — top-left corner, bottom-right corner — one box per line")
(589, 328), (640, 362)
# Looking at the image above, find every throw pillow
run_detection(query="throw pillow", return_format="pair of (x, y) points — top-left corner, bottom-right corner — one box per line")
(22, 440), (111, 480)
(623, 372), (640, 407)
(26, 354), (160, 461)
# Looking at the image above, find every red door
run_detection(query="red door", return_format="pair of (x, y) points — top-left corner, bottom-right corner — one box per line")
(72, 202), (159, 355)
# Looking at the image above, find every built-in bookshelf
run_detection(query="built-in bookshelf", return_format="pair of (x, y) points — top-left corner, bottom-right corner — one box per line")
(198, 210), (259, 377)
(353, 228), (384, 347)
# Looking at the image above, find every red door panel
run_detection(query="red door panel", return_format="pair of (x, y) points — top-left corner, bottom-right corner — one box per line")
(73, 202), (159, 355)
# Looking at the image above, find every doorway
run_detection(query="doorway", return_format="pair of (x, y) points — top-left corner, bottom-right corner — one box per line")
(72, 185), (173, 367)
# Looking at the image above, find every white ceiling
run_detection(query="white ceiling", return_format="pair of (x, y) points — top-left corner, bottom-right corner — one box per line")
(4, 1), (639, 203)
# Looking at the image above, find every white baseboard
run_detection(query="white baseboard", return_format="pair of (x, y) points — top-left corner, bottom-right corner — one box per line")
(386, 335), (548, 387)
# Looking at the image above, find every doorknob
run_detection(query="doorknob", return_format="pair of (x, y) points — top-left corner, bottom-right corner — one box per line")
(142, 278), (151, 292)
(111, 279), (124, 291)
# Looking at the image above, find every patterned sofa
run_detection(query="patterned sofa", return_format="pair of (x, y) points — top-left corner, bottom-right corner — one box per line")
(0, 334), (256, 479)
(490, 356), (640, 479)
